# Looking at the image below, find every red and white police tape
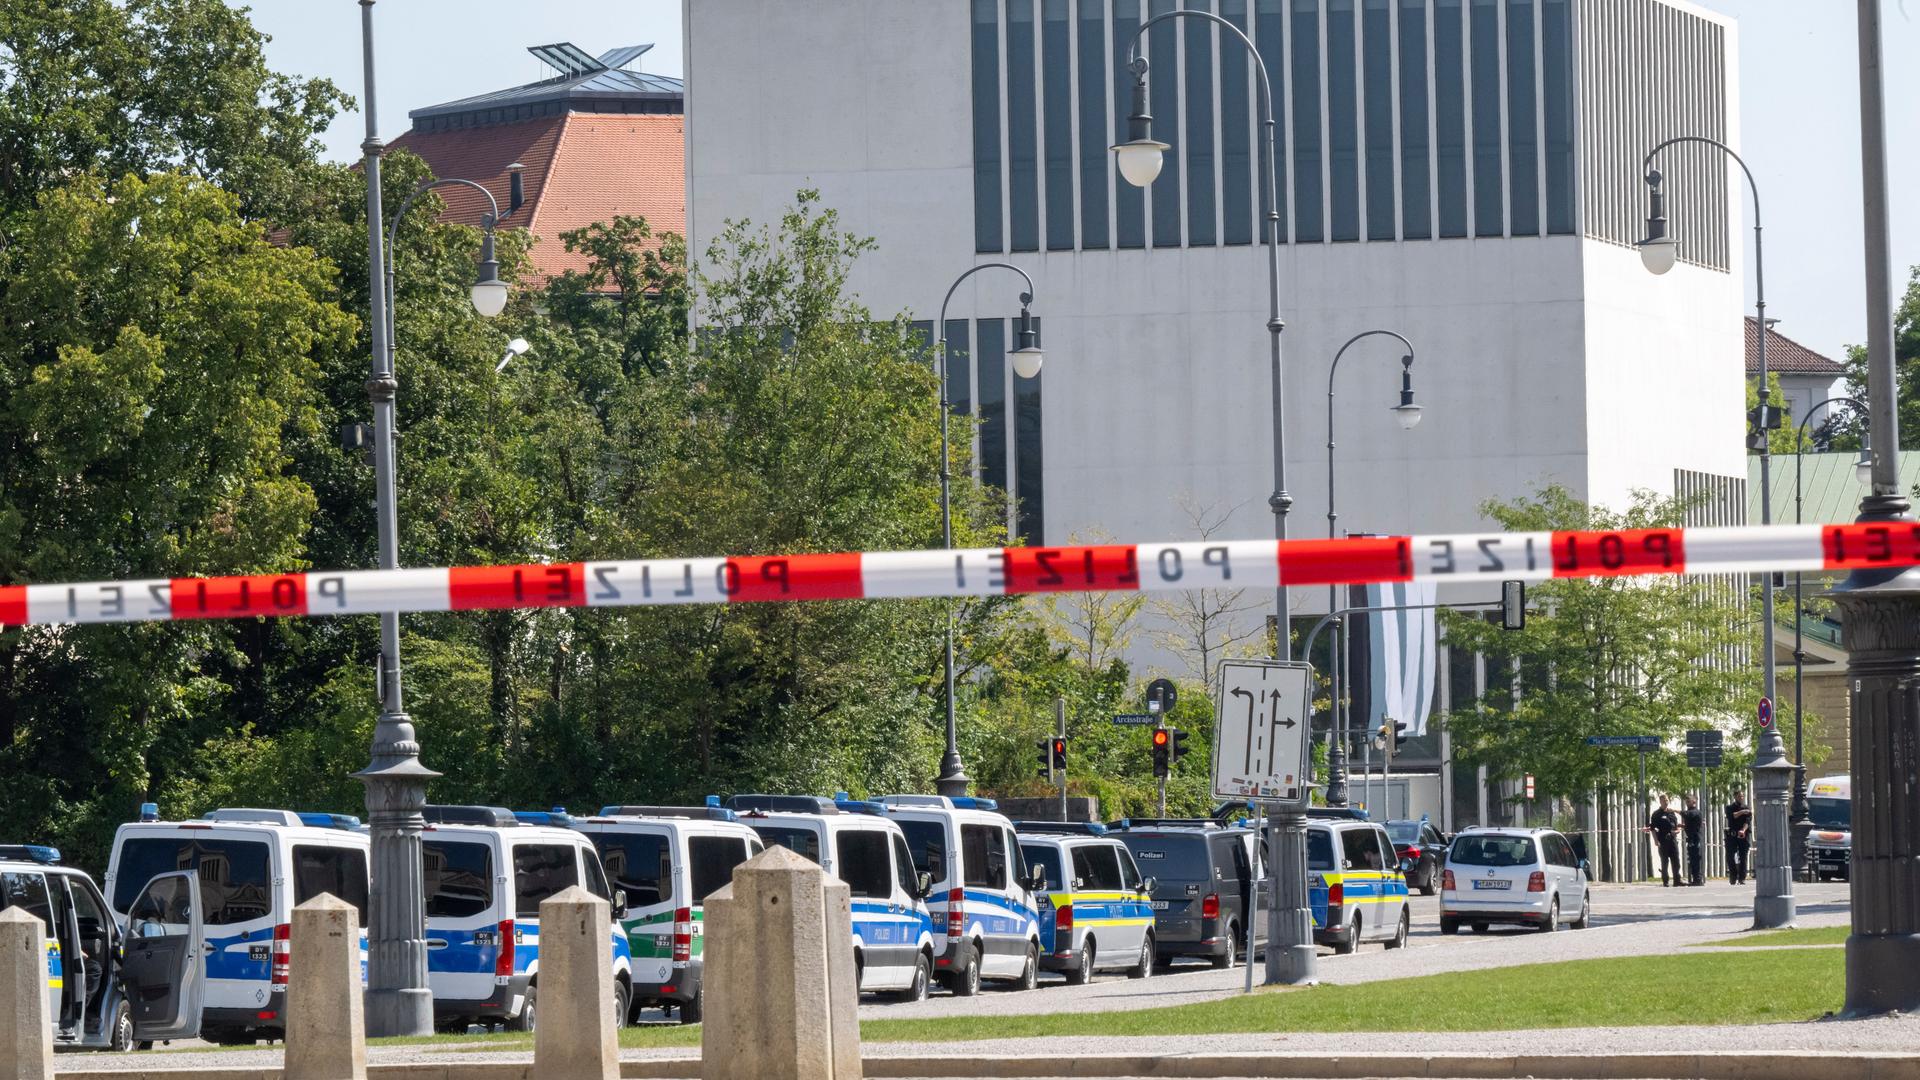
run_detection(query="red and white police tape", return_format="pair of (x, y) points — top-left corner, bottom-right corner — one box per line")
(1, 521), (1916, 628)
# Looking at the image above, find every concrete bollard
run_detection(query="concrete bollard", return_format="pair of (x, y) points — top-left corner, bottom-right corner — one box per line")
(0, 906), (53, 1080)
(285, 893), (366, 1080)
(702, 845), (862, 1080)
(533, 886), (619, 1080)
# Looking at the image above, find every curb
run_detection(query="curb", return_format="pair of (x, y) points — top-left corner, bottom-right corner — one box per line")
(53, 1052), (1920, 1080)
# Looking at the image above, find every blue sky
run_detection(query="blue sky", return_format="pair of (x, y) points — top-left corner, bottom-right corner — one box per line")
(237, 1), (1916, 364)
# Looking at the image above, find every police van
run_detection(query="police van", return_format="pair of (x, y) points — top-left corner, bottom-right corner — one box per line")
(574, 801), (762, 1024)
(1014, 823), (1157, 983)
(103, 806), (371, 1045)
(1308, 818), (1411, 952)
(879, 795), (1042, 996)
(418, 805), (632, 1033)
(731, 794), (937, 1001)
(1805, 775), (1853, 882)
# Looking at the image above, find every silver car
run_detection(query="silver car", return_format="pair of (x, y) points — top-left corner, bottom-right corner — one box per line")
(1439, 827), (1590, 934)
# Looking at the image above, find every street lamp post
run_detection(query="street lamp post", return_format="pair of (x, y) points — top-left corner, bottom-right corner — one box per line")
(1637, 135), (1795, 929)
(1110, 9), (1311, 987)
(1321, 332), (1424, 808)
(355, 0), (512, 1037)
(1787, 397), (1872, 877)
(932, 265), (1044, 797)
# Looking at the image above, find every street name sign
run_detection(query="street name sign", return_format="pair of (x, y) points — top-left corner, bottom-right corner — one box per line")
(1685, 729), (1725, 749)
(1112, 713), (1156, 726)
(1687, 746), (1725, 768)
(1211, 660), (1314, 805)
(1585, 735), (1661, 749)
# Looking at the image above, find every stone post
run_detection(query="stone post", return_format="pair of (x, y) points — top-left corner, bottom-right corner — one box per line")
(285, 894), (366, 1080)
(0, 908), (51, 1080)
(702, 846), (861, 1080)
(533, 887), (619, 1080)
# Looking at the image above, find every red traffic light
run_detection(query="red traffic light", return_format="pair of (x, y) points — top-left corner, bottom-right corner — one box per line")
(1152, 729), (1170, 748)
(1052, 738), (1067, 754)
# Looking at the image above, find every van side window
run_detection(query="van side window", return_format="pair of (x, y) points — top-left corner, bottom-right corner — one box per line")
(835, 831), (893, 899)
(423, 840), (494, 918)
(513, 844), (581, 918)
(892, 834), (918, 898)
(1076, 845), (1125, 891)
(1341, 828), (1379, 871)
(581, 849), (614, 902)
(1116, 845), (1143, 890)
(961, 824), (1006, 889)
(0, 871), (53, 930)
(593, 834), (669, 910)
(1372, 828), (1395, 870)
(292, 846), (369, 925)
(689, 836), (751, 903)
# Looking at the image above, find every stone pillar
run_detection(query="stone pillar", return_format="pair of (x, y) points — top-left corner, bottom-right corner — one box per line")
(1263, 808), (1316, 985)
(285, 894), (366, 1080)
(0, 908), (52, 1080)
(533, 887), (619, 1080)
(1751, 752), (1797, 928)
(702, 846), (861, 1080)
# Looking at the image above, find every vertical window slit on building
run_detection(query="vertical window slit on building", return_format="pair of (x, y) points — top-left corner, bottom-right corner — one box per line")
(1433, 0), (1467, 237)
(1044, 0), (1077, 250)
(972, 0), (1005, 252)
(1184, 0), (1219, 246)
(1326, 0), (1359, 241)
(1009, 0), (1042, 251)
(1254, 0), (1288, 243)
(1014, 318), (1045, 543)
(1220, 0), (1254, 244)
(945, 320), (974, 418)
(1362, 0), (1394, 240)
(976, 319), (1010, 500)
(1468, 0), (1503, 237)
(1504, 0), (1538, 236)
(1396, 0), (1430, 239)
(1079, 0), (1113, 248)
(1289, 0), (1323, 242)
(1114, 0), (1148, 247)
(1540, 0), (1573, 234)
(1148, 0), (1184, 246)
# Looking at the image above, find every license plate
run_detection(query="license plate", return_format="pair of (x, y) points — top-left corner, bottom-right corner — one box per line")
(1150, 901), (1169, 910)
(1473, 879), (1511, 890)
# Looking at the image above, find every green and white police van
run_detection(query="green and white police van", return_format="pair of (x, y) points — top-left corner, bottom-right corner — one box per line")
(575, 801), (762, 1024)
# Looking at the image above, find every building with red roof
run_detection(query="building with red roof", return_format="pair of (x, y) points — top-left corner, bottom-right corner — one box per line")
(1745, 317), (1852, 438)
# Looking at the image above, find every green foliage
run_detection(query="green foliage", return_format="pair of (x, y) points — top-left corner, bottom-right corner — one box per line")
(1437, 485), (1758, 806)
(1747, 372), (1813, 454)
(1834, 263), (1920, 456)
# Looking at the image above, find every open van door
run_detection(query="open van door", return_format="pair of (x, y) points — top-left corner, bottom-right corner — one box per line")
(121, 871), (203, 1042)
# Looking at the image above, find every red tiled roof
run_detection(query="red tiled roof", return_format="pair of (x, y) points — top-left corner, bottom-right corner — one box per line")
(385, 112), (683, 287)
(1745, 317), (1847, 376)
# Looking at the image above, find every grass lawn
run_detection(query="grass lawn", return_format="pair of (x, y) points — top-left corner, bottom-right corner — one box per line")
(1692, 925), (1849, 948)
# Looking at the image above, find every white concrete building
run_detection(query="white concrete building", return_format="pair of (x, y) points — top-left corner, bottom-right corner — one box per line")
(683, 0), (1747, 609)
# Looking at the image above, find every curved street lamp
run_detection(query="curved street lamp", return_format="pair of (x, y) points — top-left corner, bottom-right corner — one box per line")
(932, 263), (1043, 797)
(1321, 331), (1423, 808)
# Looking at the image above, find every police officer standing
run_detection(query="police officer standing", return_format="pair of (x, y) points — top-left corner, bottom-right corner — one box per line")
(1646, 795), (1683, 887)
(1726, 793), (1753, 885)
(1681, 795), (1705, 886)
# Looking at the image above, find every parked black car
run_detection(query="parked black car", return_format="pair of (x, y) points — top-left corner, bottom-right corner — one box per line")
(1386, 818), (1448, 896)
(1111, 820), (1265, 969)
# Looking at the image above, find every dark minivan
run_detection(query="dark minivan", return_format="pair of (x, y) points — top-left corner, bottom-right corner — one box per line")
(1112, 822), (1265, 968)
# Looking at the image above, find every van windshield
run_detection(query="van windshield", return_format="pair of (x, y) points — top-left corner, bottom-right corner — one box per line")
(1809, 797), (1851, 830)
(1449, 835), (1538, 867)
(423, 840), (494, 919)
(114, 837), (272, 925)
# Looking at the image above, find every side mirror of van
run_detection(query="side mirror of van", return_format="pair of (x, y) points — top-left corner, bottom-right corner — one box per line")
(611, 893), (629, 921)
(915, 871), (933, 899)
(1140, 877), (1157, 895)
(1578, 858), (1591, 879)
(1027, 865), (1048, 892)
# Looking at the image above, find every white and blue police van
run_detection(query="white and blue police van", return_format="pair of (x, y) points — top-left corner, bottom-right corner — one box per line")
(729, 794), (937, 1002)
(419, 806), (632, 1033)
(103, 806), (370, 1045)
(878, 795), (1042, 996)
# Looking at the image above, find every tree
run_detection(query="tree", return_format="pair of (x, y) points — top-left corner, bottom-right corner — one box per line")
(1149, 495), (1267, 687)
(1437, 485), (1757, 812)
(1833, 263), (1920, 455)
(1748, 372), (1813, 454)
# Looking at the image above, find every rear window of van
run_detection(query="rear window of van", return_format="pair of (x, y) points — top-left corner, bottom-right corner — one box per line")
(1449, 835), (1538, 867)
(1117, 834), (1210, 881)
(292, 845), (369, 924)
(423, 840), (494, 918)
(114, 837), (272, 925)
(689, 836), (750, 903)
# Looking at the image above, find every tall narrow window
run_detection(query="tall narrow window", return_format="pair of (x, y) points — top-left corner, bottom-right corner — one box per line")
(944, 321), (973, 418)
(976, 319), (1009, 498)
(1397, 0), (1430, 240)
(1434, 0), (1467, 237)
(1043, 0), (1076, 250)
(1220, 0), (1253, 245)
(1290, 0), (1323, 243)
(972, 0), (1005, 252)
(1505, 0), (1538, 236)
(1327, 0), (1358, 241)
(1184, 0), (1218, 247)
(1008, 0), (1041, 251)
(1149, 0), (1183, 246)
(1079, 0), (1112, 248)
(1362, 0), (1393, 240)
(1469, 0), (1502, 237)
(1540, 0), (1575, 234)
(1114, 0), (1148, 248)
(1254, 0), (1288, 243)
(1014, 319), (1045, 543)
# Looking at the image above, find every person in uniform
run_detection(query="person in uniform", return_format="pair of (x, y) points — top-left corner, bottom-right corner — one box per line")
(1681, 795), (1705, 886)
(1725, 793), (1753, 885)
(1646, 795), (1683, 887)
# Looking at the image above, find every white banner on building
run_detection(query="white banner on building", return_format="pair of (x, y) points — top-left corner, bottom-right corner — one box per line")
(1365, 580), (1439, 737)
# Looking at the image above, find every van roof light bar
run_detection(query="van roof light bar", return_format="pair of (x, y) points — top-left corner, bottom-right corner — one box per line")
(597, 805), (740, 823)
(726, 794), (841, 815)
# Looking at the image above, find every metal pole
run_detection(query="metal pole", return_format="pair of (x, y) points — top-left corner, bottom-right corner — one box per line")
(1155, 714), (1169, 817)
(1326, 616), (1349, 805)
(1839, 0), (1920, 1015)
(1056, 696), (1068, 822)
(1244, 802), (1261, 993)
(1638, 748), (1649, 882)
(353, 0), (436, 1038)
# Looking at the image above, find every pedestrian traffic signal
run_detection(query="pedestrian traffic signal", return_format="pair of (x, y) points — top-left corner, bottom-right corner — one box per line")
(1035, 738), (1054, 781)
(1051, 737), (1069, 772)
(1170, 728), (1190, 766)
(1151, 728), (1171, 778)
(1376, 720), (1409, 753)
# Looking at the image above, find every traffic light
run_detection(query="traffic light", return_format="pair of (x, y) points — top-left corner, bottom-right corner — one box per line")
(1051, 737), (1069, 772)
(1151, 728), (1171, 778)
(1170, 728), (1190, 766)
(1501, 580), (1526, 631)
(1035, 738), (1054, 781)
(1376, 720), (1410, 754)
